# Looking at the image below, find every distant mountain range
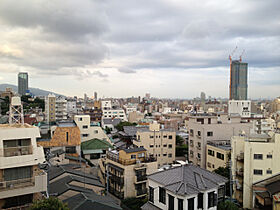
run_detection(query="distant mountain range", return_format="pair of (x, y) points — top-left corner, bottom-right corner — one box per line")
(0, 84), (64, 97)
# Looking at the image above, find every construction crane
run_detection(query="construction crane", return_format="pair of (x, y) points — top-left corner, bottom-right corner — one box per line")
(239, 49), (245, 62)
(229, 46), (237, 100)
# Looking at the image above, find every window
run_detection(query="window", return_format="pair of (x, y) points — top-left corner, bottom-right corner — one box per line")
(267, 154), (272, 159)
(79, 117), (83, 121)
(150, 145), (154, 148)
(168, 144), (172, 148)
(66, 146), (76, 154)
(197, 193), (203, 209)
(188, 197), (194, 210)
(218, 186), (225, 199)
(208, 149), (214, 156)
(208, 191), (217, 208)
(207, 131), (213, 137)
(190, 140), (193, 146)
(138, 153), (144, 158)
(163, 144), (167, 147)
(159, 187), (166, 204)
(168, 194), (174, 210)
(94, 130), (98, 134)
(66, 132), (69, 142)
(131, 155), (136, 159)
(168, 135), (172, 139)
(90, 153), (100, 159)
(3, 139), (32, 157)
(149, 187), (154, 203)
(82, 125), (88, 129)
(197, 131), (201, 137)
(267, 169), (272, 174)
(168, 154), (172, 158)
(163, 154), (167, 156)
(164, 135), (167, 138)
(150, 135), (154, 139)
(178, 198), (183, 210)
(208, 118), (211, 124)
(190, 129), (194, 137)
(254, 154), (263, 160)
(82, 134), (89, 137)
(4, 166), (32, 182)
(254, 169), (263, 175)
(217, 152), (224, 160)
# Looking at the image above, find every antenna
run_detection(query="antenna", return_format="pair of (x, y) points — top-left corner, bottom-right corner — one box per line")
(9, 96), (24, 125)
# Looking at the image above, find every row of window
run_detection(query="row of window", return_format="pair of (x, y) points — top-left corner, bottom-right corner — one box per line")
(150, 144), (173, 148)
(254, 154), (273, 160)
(208, 149), (225, 160)
(254, 169), (272, 175)
(189, 129), (213, 137)
(149, 135), (173, 139)
(149, 187), (217, 210)
(150, 153), (173, 158)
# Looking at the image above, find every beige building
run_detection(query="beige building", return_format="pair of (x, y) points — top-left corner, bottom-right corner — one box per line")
(98, 148), (157, 199)
(45, 94), (67, 122)
(133, 122), (176, 167)
(74, 115), (110, 143)
(187, 113), (251, 169)
(0, 124), (47, 209)
(206, 140), (231, 172)
(128, 111), (144, 123)
(231, 132), (280, 209)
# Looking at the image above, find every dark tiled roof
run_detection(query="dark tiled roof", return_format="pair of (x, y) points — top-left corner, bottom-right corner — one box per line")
(122, 147), (146, 153)
(64, 192), (122, 210)
(148, 164), (227, 196)
(141, 202), (161, 210)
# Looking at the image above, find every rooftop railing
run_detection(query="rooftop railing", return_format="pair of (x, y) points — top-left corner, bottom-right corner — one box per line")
(1, 146), (33, 157)
(0, 177), (35, 191)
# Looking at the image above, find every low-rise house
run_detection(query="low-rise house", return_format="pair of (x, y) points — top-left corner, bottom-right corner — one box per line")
(142, 164), (227, 210)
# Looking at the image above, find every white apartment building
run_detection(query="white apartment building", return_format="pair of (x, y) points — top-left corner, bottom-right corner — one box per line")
(0, 124), (47, 209)
(228, 100), (251, 118)
(101, 100), (112, 110)
(231, 131), (280, 209)
(251, 117), (276, 134)
(123, 104), (137, 115)
(187, 113), (251, 169)
(74, 115), (110, 143)
(66, 100), (77, 114)
(45, 94), (67, 122)
(143, 164), (227, 210)
(133, 122), (176, 167)
(103, 108), (127, 121)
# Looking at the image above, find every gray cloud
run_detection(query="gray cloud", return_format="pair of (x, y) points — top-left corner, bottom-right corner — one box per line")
(118, 67), (136, 74)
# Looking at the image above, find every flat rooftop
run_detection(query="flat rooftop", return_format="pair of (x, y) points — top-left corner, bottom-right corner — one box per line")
(0, 123), (34, 129)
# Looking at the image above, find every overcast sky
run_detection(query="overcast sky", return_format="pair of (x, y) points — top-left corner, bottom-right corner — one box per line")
(0, 0), (279, 99)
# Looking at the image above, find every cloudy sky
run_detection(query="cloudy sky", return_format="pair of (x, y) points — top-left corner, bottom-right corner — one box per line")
(0, 0), (279, 99)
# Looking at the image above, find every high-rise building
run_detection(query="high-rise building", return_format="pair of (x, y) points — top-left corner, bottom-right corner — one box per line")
(94, 92), (97, 100)
(18, 72), (28, 96)
(229, 60), (248, 100)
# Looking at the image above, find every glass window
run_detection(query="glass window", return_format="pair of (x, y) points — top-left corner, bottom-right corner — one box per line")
(131, 155), (136, 159)
(149, 186), (154, 203)
(267, 154), (272, 159)
(208, 191), (217, 208)
(217, 152), (224, 160)
(197, 193), (203, 209)
(188, 197), (194, 210)
(254, 169), (263, 175)
(169, 135), (172, 139)
(178, 198), (183, 210)
(208, 149), (214, 156)
(267, 170), (272, 174)
(4, 166), (32, 181)
(168, 194), (174, 210)
(254, 154), (263, 160)
(168, 144), (172, 148)
(159, 187), (166, 204)
(207, 131), (213, 137)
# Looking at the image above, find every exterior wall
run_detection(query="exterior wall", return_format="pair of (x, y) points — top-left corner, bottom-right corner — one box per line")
(230, 61), (248, 100)
(231, 133), (280, 209)
(148, 179), (218, 210)
(206, 144), (230, 172)
(251, 118), (276, 134)
(101, 100), (112, 110)
(55, 97), (67, 121)
(18, 72), (28, 96)
(74, 115), (110, 143)
(228, 100), (251, 118)
(128, 111), (144, 123)
(188, 115), (251, 169)
(45, 94), (56, 122)
(134, 129), (176, 167)
(66, 101), (77, 114)
(103, 109), (127, 121)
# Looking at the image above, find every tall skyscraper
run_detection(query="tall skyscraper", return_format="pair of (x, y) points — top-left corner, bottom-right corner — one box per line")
(18, 72), (28, 96)
(94, 91), (97, 100)
(229, 60), (248, 100)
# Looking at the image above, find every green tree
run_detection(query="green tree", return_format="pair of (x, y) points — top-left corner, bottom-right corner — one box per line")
(29, 197), (69, 210)
(176, 135), (184, 145)
(175, 144), (188, 157)
(0, 96), (10, 115)
(121, 197), (147, 210)
(218, 200), (239, 210)
(115, 121), (137, 131)
(214, 166), (231, 196)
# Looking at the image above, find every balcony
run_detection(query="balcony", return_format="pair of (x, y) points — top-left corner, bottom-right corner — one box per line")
(196, 156), (201, 161)
(135, 175), (147, 183)
(0, 173), (47, 199)
(134, 163), (147, 170)
(196, 135), (201, 139)
(108, 187), (124, 199)
(237, 152), (244, 161)
(236, 168), (244, 176)
(136, 188), (147, 197)
(1, 146), (33, 157)
(107, 154), (156, 166)
(109, 173), (124, 185)
(196, 146), (201, 150)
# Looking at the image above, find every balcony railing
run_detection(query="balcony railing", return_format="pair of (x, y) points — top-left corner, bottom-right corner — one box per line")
(0, 177), (35, 191)
(135, 175), (147, 183)
(109, 173), (124, 185)
(107, 154), (156, 166)
(136, 188), (147, 197)
(1, 146), (33, 157)
(108, 187), (124, 199)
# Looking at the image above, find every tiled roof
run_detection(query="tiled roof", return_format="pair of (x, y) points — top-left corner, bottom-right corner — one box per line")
(122, 147), (146, 153)
(148, 164), (227, 196)
(64, 192), (122, 210)
(81, 138), (112, 151)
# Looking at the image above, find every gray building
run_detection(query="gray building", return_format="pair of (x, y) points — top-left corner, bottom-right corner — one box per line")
(18, 72), (28, 96)
(229, 60), (248, 100)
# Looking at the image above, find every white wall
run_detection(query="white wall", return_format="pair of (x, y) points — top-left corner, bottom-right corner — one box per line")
(228, 100), (251, 118)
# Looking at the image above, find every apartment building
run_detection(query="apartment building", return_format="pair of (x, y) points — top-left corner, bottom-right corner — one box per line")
(228, 100), (251, 118)
(206, 141), (231, 172)
(0, 124), (47, 209)
(231, 132), (280, 209)
(133, 122), (176, 167)
(103, 108), (127, 121)
(98, 148), (157, 199)
(143, 164), (227, 210)
(74, 115), (110, 143)
(251, 117), (276, 134)
(45, 94), (67, 122)
(187, 113), (251, 169)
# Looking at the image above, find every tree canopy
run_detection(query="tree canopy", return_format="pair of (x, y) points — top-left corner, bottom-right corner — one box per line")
(29, 197), (69, 210)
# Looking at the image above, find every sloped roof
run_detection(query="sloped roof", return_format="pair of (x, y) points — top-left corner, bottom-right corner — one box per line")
(123, 147), (146, 153)
(148, 164), (227, 196)
(64, 192), (122, 210)
(81, 138), (113, 151)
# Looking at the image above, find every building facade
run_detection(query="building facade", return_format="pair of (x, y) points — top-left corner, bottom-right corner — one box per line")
(231, 132), (280, 209)
(18, 72), (28, 96)
(229, 60), (248, 100)
(0, 124), (47, 209)
(133, 122), (176, 167)
(45, 94), (67, 123)
(228, 100), (251, 118)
